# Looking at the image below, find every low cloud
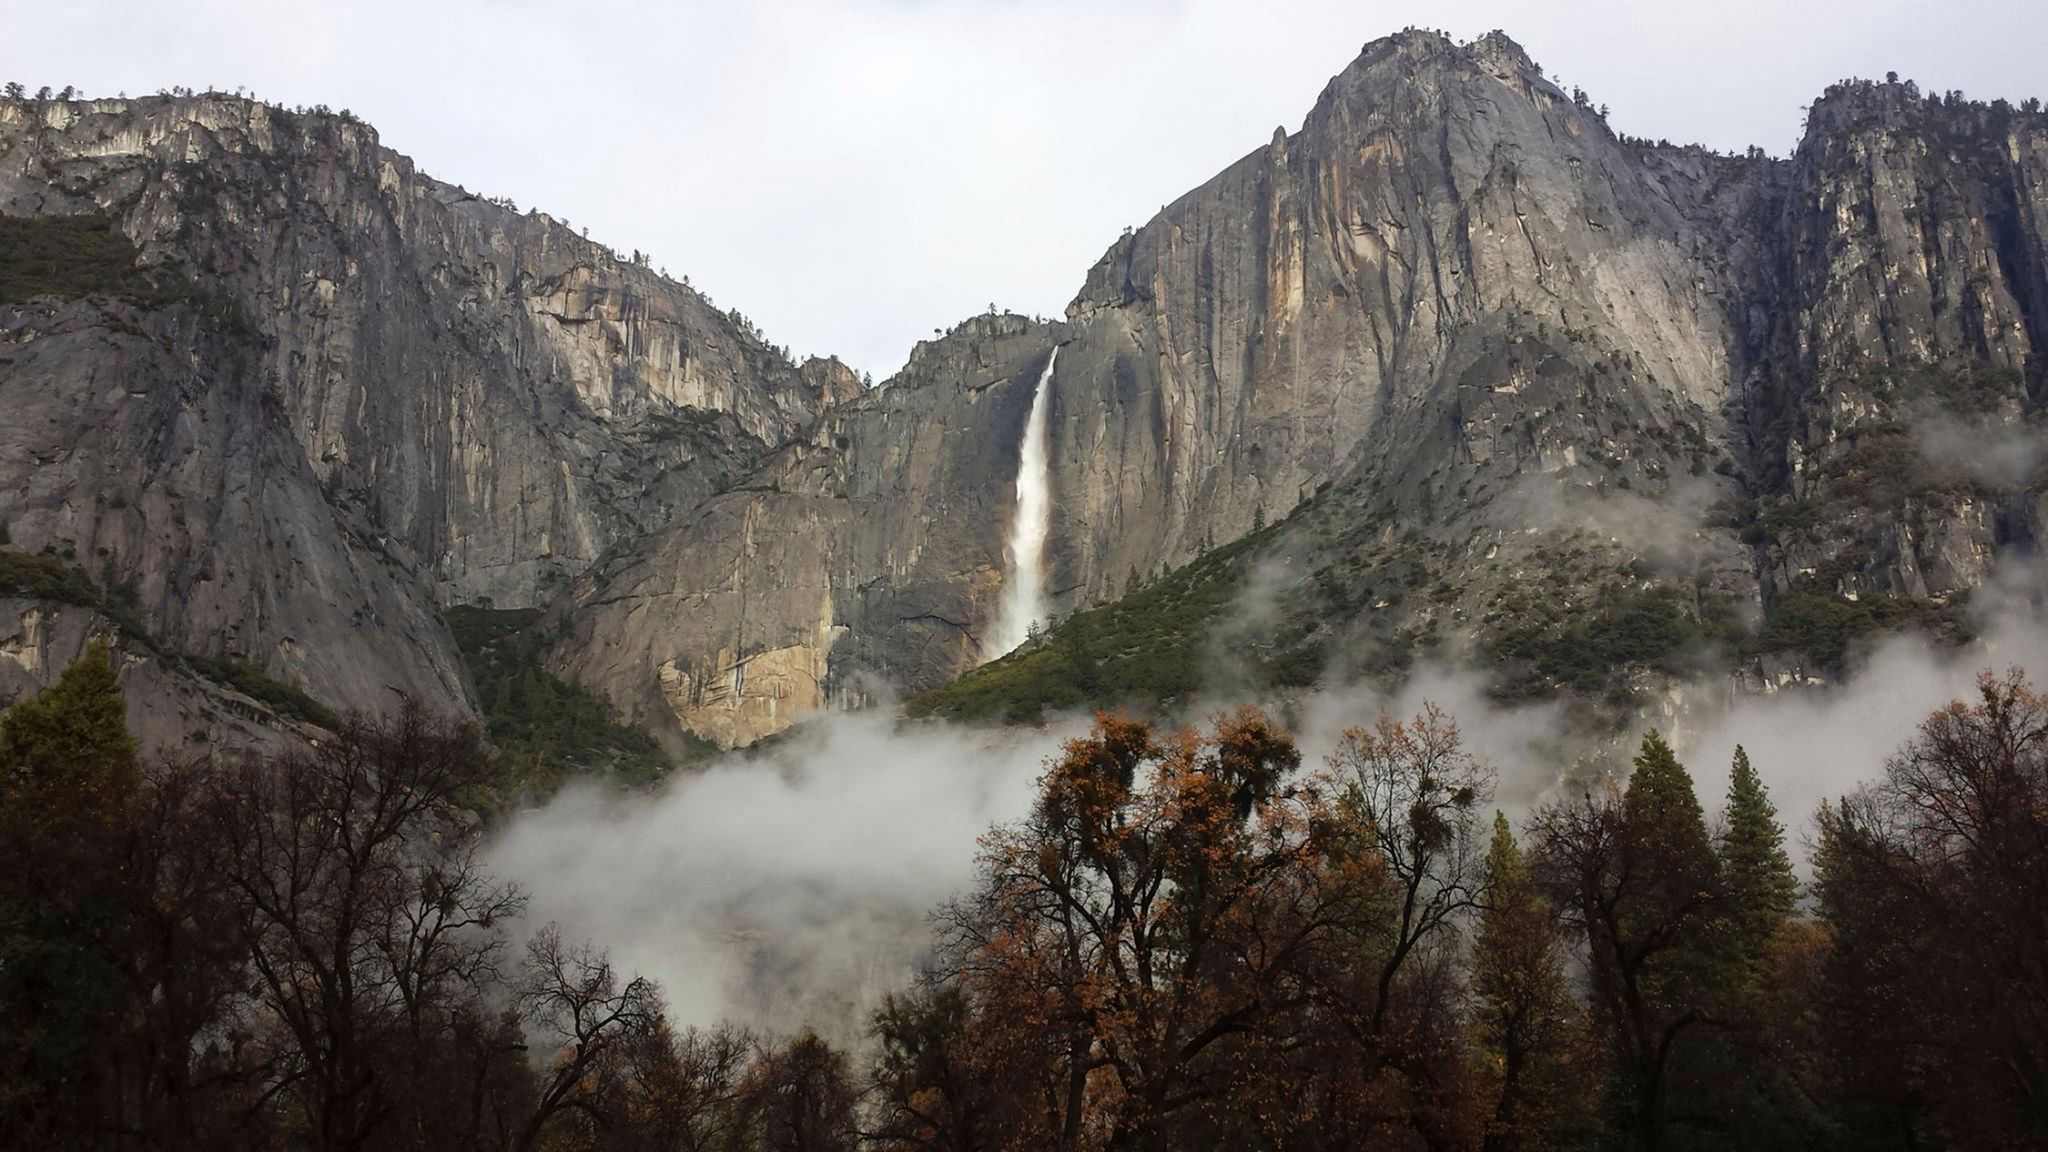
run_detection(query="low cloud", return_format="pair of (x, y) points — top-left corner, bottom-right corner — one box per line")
(1679, 559), (2048, 865)
(486, 710), (1067, 1044)
(1201, 554), (1296, 697)
(1491, 470), (1737, 578)
(486, 565), (2048, 1041)
(1293, 664), (1572, 814)
(1912, 412), (2047, 490)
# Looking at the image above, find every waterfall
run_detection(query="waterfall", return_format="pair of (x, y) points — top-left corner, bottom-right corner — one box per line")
(991, 348), (1058, 658)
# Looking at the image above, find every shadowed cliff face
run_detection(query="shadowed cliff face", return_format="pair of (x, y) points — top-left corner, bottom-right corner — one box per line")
(1743, 84), (2048, 603)
(561, 30), (2047, 748)
(0, 94), (850, 734)
(0, 294), (470, 721)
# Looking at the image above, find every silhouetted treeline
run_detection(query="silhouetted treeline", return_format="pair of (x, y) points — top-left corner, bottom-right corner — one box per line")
(2, 646), (2044, 1150)
(0, 646), (859, 1151)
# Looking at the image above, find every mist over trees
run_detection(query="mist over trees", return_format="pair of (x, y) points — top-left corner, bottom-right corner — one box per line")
(0, 648), (863, 1152)
(1, 649), (2044, 1150)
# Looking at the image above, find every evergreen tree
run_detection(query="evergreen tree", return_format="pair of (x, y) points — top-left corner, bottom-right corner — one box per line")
(1622, 732), (1718, 908)
(0, 643), (140, 1143)
(0, 640), (137, 794)
(1617, 731), (1726, 1148)
(1533, 731), (1725, 1150)
(1714, 749), (1826, 1152)
(1719, 746), (1797, 976)
(1474, 812), (1588, 1151)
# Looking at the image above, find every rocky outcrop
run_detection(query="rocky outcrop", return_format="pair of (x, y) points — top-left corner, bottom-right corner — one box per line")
(0, 294), (468, 710)
(4, 36), (2042, 750)
(554, 313), (1060, 748)
(1742, 81), (2048, 602)
(0, 93), (847, 723)
(562, 31), (2046, 745)
(1046, 31), (1742, 590)
(2, 95), (850, 605)
(0, 596), (306, 754)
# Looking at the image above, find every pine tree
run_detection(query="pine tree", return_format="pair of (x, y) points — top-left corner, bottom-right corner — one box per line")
(1474, 812), (1587, 1151)
(1719, 746), (1797, 975)
(0, 643), (141, 1143)
(0, 641), (137, 792)
(1715, 751), (1825, 1152)
(1623, 731), (1720, 931)
(1619, 733), (1726, 1035)
(1538, 731), (1724, 1150)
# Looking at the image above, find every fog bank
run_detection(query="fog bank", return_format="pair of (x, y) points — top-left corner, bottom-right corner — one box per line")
(486, 710), (1065, 1044)
(487, 563), (2048, 1039)
(1684, 566), (2048, 861)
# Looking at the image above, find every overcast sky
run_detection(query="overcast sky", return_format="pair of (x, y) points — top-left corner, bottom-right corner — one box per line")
(7, 1), (2044, 378)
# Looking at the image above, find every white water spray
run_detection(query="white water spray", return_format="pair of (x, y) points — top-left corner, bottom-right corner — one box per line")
(991, 348), (1058, 657)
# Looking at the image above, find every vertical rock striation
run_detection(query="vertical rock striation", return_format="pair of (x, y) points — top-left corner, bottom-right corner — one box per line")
(0, 93), (849, 726)
(560, 31), (2046, 746)
(3, 34), (2042, 750)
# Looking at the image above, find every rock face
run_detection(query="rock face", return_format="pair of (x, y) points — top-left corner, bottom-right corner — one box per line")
(0, 94), (849, 726)
(3, 34), (2043, 750)
(561, 31), (2047, 746)
(0, 292), (470, 718)
(0, 596), (304, 755)
(1744, 82), (2048, 602)
(1046, 30), (1741, 592)
(553, 313), (1061, 748)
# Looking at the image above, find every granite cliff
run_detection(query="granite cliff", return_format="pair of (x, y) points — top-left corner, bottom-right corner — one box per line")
(1, 30), (2042, 753)
(570, 32), (2046, 747)
(0, 93), (851, 744)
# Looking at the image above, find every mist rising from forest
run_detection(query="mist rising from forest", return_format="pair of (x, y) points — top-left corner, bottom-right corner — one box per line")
(486, 560), (2048, 1041)
(1687, 559), (2048, 859)
(485, 711), (1067, 1046)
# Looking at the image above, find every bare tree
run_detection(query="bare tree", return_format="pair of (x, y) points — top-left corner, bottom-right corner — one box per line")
(1324, 703), (1496, 1036)
(608, 1022), (755, 1152)
(112, 753), (269, 1148)
(1818, 669), (2048, 1145)
(515, 924), (660, 1151)
(205, 703), (519, 1152)
(740, 1033), (857, 1152)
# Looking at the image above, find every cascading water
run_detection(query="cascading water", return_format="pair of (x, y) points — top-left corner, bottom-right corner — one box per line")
(990, 347), (1058, 657)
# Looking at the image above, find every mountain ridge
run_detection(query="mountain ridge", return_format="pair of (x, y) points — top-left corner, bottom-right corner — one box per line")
(0, 29), (2042, 756)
